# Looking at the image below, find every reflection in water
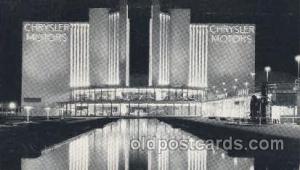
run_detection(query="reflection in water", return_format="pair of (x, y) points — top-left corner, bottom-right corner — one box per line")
(69, 135), (89, 170)
(187, 146), (207, 170)
(21, 119), (254, 170)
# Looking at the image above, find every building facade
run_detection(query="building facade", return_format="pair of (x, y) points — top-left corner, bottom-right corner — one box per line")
(22, 2), (130, 116)
(21, 0), (255, 117)
(149, 2), (255, 93)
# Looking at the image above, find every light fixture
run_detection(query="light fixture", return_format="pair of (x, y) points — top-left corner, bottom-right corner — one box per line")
(264, 66), (271, 82)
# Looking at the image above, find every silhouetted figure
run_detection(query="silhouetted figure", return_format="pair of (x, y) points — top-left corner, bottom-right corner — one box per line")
(260, 97), (268, 124)
(250, 95), (259, 121)
(260, 83), (269, 124)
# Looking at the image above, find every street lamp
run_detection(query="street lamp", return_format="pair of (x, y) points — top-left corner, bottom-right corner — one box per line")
(264, 66), (271, 82)
(250, 72), (255, 79)
(8, 102), (16, 114)
(233, 85), (237, 96)
(233, 85), (237, 90)
(223, 88), (227, 99)
(8, 102), (16, 110)
(244, 82), (249, 88)
(24, 106), (32, 123)
(45, 107), (51, 120)
(244, 82), (249, 95)
(295, 55), (300, 79)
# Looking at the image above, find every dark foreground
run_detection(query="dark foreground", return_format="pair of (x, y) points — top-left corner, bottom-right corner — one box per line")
(0, 118), (118, 170)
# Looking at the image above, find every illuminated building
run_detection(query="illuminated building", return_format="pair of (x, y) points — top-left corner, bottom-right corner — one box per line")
(21, 1), (131, 116)
(149, 2), (255, 90)
(21, 0), (255, 117)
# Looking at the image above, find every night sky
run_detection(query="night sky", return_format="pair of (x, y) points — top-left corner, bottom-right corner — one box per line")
(0, 0), (299, 102)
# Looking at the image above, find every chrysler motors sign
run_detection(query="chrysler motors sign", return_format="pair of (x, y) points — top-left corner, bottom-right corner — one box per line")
(23, 23), (70, 42)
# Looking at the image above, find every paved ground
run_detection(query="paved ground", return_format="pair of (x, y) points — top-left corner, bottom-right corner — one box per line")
(174, 117), (300, 140)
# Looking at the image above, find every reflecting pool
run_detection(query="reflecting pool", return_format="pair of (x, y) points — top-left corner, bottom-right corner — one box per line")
(20, 119), (299, 170)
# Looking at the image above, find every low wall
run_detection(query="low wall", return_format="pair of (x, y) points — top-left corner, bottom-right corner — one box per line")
(202, 96), (251, 118)
(271, 105), (296, 118)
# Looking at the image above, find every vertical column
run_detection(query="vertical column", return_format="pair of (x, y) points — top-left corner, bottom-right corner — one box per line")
(70, 24), (74, 87)
(192, 25), (196, 86)
(84, 24), (89, 87)
(200, 25), (203, 87)
(69, 23), (90, 88)
(202, 26), (206, 87)
(190, 25), (194, 86)
(126, 19), (130, 86)
(204, 26), (208, 87)
(86, 24), (90, 86)
(195, 25), (199, 87)
(149, 18), (153, 86)
(73, 24), (76, 87)
(114, 13), (116, 84)
(108, 12), (120, 86)
(117, 13), (120, 85)
(82, 24), (86, 87)
(195, 25), (197, 87)
(83, 24), (86, 87)
(188, 25), (192, 86)
(113, 13), (116, 85)
(108, 14), (111, 84)
(188, 24), (208, 88)
(162, 13), (165, 84)
(198, 25), (201, 87)
(111, 14), (113, 85)
(159, 14), (162, 84)
(82, 24), (88, 87)
(125, 5), (130, 86)
(201, 25), (204, 87)
(162, 14), (166, 84)
(111, 13), (115, 85)
(79, 24), (83, 87)
(73, 24), (77, 87)
(165, 15), (168, 84)
(194, 25), (197, 87)
(76, 24), (80, 87)
(163, 15), (167, 85)
(199, 25), (202, 87)
(166, 15), (170, 85)
(111, 14), (113, 84)
(158, 13), (170, 86)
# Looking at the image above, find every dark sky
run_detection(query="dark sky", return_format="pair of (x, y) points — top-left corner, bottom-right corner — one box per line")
(0, 0), (299, 102)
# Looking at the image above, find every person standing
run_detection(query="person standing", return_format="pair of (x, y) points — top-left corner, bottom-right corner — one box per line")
(250, 95), (259, 122)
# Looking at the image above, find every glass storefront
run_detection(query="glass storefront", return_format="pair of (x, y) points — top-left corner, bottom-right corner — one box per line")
(59, 102), (203, 117)
(58, 87), (211, 117)
(71, 87), (205, 102)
